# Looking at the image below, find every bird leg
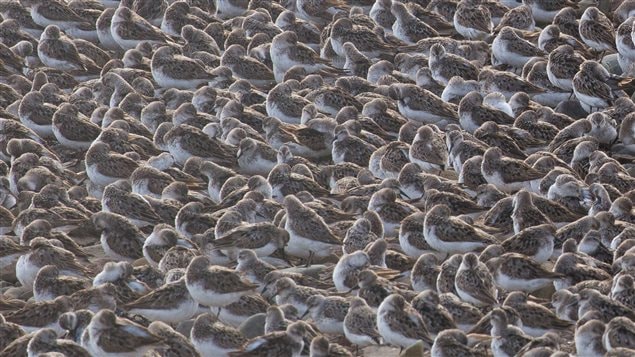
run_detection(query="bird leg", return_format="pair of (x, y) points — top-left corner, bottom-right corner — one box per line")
(305, 251), (315, 268)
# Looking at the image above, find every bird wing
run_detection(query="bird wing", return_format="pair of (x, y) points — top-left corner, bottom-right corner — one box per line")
(212, 224), (277, 249)
(499, 159), (544, 183)
(99, 323), (162, 353)
(159, 56), (213, 81)
(124, 282), (187, 310)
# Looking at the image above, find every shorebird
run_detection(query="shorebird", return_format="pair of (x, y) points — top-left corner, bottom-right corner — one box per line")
(390, 1), (438, 44)
(92, 211), (145, 261)
(270, 31), (344, 83)
(344, 296), (381, 349)
(27, 328), (90, 356)
(151, 46), (217, 90)
(122, 278), (198, 324)
(37, 25), (86, 71)
(481, 147), (544, 193)
(579, 7), (616, 54)
(453, 0), (493, 40)
(283, 194), (341, 261)
(390, 83), (459, 129)
(377, 294), (433, 349)
(83, 309), (164, 356)
(190, 313), (245, 357)
(16, 237), (89, 288)
(231, 321), (307, 356)
(24, 0), (88, 30)
(455, 253), (498, 307)
(573, 60), (634, 112)
(111, 6), (171, 50)
(185, 255), (258, 307)
(424, 204), (497, 254)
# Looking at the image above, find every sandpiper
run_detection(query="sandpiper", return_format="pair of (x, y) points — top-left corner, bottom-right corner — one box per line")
(303, 294), (349, 335)
(122, 277), (198, 323)
(343, 296), (381, 348)
(83, 309), (164, 356)
(111, 6), (170, 50)
(424, 204), (497, 254)
(190, 313), (245, 357)
(151, 46), (217, 90)
(579, 7), (616, 54)
(377, 294), (433, 349)
(453, 0), (492, 40)
(185, 255), (258, 307)
(573, 60), (631, 112)
(455, 253), (498, 306)
(91, 211), (145, 261)
(26, 328), (90, 357)
(283, 194), (341, 261)
(492, 26), (546, 69)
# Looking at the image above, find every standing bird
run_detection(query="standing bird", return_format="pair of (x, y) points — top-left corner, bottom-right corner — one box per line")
(573, 60), (634, 112)
(270, 31), (343, 83)
(546, 45), (585, 92)
(221, 44), (276, 89)
(37, 25), (85, 71)
(454, 0), (492, 40)
(83, 309), (164, 356)
(185, 255), (258, 307)
(424, 204), (497, 254)
(390, 1), (438, 44)
(409, 125), (448, 173)
(111, 6), (171, 50)
(428, 44), (479, 85)
(455, 253), (498, 306)
(490, 307), (532, 357)
(492, 27), (546, 69)
(283, 194), (341, 261)
(377, 294), (433, 349)
(330, 18), (396, 59)
(344, 297), (381, 349)
(481, 147), (544, 193)
(579, 7), (616, 55)
(231, 321), (307, 356)
(151, 46), (218, 90)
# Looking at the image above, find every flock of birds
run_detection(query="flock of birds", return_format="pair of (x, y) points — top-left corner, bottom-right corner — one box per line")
(2, 0), (635, 356)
